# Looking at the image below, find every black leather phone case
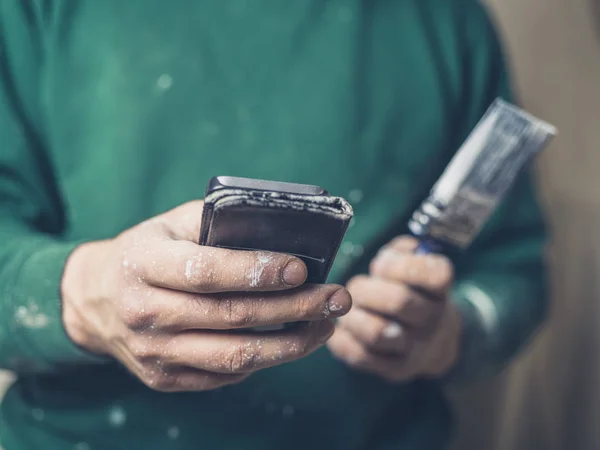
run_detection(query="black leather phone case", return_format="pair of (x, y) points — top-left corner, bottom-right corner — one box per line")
(199, 188), (353, 283)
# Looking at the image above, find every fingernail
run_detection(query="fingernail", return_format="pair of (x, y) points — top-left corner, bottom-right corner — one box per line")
(282, 260), (307, 286)
(326, 289), (352, 317)
(381, 323), (403, 339)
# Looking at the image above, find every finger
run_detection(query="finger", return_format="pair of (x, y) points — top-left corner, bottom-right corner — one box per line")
(384, 236), (419, 253)
(327, 328), (417, 383)
(143, 284), (351, 331)
(135, 241), (307, 293)
(369, 250), (454, 296)
(146, 368), (250, 393)
(337, 307), (410, 355)
(347, 275), (442, 327)
(167, 320), (334, 374)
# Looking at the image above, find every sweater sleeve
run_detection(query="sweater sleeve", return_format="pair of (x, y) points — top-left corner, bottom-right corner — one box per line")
(0, 1), (105, 373)
(444, 2), (549, 383)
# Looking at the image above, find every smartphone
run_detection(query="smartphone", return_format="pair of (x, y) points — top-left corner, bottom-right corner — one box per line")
(199, 176), (353, 284)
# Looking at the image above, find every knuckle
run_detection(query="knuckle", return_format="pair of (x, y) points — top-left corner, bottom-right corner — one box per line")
(220, 298), (255, 328)
(128, 337), (157, 361)
(190, 256), (218, 291)
(129, 259), (146, 280)
(122, 247), (145, 276)
(122, 304), (158, 331)
(225, 343), (259, 373)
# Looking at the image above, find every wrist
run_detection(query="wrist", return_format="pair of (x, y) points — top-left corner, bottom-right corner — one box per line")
(61, 240), (111, 356)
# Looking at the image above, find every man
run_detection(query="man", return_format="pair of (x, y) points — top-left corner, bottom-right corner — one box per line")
(0, 0), (547, 449)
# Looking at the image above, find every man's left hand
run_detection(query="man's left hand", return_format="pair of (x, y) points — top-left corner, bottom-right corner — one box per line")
(327, 236), (462, 382)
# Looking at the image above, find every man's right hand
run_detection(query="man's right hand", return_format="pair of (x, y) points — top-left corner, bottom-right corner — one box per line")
(61, 200), (351, 392)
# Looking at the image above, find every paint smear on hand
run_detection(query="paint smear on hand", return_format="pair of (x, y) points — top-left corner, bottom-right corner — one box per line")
(247, 252), (272, 288)
(185, 258), (195, 281)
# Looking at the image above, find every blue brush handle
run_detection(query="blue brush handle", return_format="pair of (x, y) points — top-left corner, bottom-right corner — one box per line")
(415, 238), (444, 255)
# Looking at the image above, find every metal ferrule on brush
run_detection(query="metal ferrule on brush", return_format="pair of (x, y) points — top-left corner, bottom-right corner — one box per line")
(409, 98), (557, 255)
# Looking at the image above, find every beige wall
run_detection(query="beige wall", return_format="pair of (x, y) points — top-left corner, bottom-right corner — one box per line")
(0, 372), (12, 399)
(451, 1), (600, 449)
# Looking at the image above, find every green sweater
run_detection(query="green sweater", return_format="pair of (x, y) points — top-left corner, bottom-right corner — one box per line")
(0, 1), (547, 449)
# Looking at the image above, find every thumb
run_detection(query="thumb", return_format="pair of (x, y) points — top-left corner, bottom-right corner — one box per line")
(159, 200), (205, 242)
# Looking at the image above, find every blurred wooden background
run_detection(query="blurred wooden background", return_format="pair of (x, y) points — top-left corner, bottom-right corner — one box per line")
(0, 373), (11, 398)
(450, 0), (600, 449)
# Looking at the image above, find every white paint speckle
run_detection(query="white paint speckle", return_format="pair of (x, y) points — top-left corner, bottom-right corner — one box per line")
(122, 259), (129, 268)
(74, 443), (90, 450)
(352, 244), (364, 258)
(185, 258), (195, 281)
(157, 74), (173, 90)
(247, 252), (272, 288)
(282, 405), (295, 417)
(32, 408), (44, 421)
(167, 426), (180, 440)
(108, 405), (127, 427)
(340, 241), (354, 256)
(382, 323), (403, 339)
(15, 303), (50, 329)
(348, 189), (363, 204)
(328, 302), (344, 313)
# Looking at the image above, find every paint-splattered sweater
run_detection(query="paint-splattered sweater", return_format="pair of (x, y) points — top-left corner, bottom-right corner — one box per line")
(0, 0), (547, 449)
